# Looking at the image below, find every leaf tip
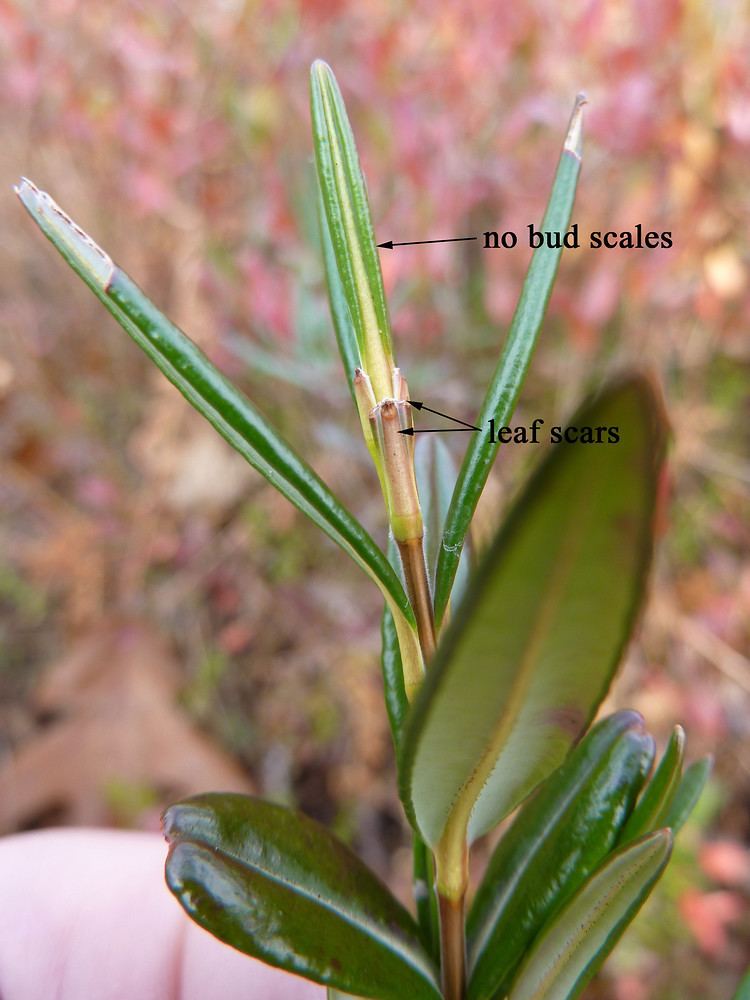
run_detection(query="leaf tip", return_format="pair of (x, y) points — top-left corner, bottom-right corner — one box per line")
(628, 369), (671, 458)
(655, 826), (675, 854)
(161, 804), (180, 842)
(14, 175), (39, 206)
(310, 58), (334, 85)
(16, 179), (114, 288)
(564, 92), (587, 160)
(641, 826), (674, 863)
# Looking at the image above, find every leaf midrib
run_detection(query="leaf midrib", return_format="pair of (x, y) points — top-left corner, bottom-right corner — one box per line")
(524, 842), (659, 1000)
(438, 485), (592, 854)
(318, 78), (389, 397)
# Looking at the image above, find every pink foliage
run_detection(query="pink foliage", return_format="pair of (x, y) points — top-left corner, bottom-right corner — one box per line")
(679, 889), (745, 956)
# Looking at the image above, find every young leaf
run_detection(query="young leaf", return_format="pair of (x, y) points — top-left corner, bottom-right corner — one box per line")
(16, 178), (423, 682)
(414, 436), (470, 606)
(434, 94), (586, 625)
(618, 725), (684, 845)
(318, 186), (362, 398)
(381, 604), (408, 752)
(311, 59), (395, 402)
(164, 794), (441, 1000)
(400, 376), (668, 898)
(506, 830), (672, 1000)
(412, 833), (440, 962)
(467, 711), (655, 1000)
(664, 755), (713, 834)
(379, 534), (413, 753)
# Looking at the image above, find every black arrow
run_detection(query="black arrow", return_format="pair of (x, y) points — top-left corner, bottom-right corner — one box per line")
(399, 427), (479, 436)
(407, 400), (481, 431)
(378, 236), (478, 249)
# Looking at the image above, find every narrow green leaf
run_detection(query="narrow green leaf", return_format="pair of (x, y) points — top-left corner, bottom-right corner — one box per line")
(318, 185), (361, 397)
(618, 725), (684, 845)
(506, 830), (672, 1000)
(467, 711), (655, 1000)
(381, 604), (408, 752)
(16, 179), (422, 674)
(414, 436), (470, 606)
(732, 970), (750, 1000)
(400, 376), (668, 897)
(164, 794), (440, 1000)
(311, 60), (394, 401)
(664, 755), (713, 834)
(412, 833), (440, 962)
(434, 94), (586, 625)
(379, 534), (414, 754)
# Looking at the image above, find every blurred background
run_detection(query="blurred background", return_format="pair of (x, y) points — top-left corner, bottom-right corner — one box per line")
(0, 1), (748, 996)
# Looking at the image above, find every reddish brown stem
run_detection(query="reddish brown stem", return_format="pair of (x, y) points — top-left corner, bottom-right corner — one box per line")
(438, 892), (466, 1000)
(397, 537), (436, 663)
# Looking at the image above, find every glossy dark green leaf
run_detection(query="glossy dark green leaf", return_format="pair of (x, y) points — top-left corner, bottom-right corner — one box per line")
(618, 725), (684, 845)
(467, 711), (654, 1000)
(664, 755), (713, 834)
(16, 178), (422, 676)
(164, 794), (440, 1000)
(311, 60), (395, 402)
(506, 830), (672, 1000)
(434, 95), (585, 625)
(400, 376), (668, 899)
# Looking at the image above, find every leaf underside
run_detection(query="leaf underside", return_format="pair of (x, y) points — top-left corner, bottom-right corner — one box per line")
(401, 376), (668, 864)
(506, 830), (672, 1000)
(467, 711), (654, 1000)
